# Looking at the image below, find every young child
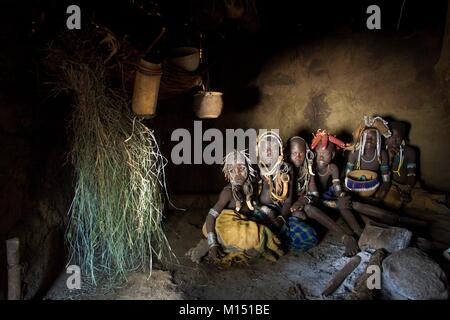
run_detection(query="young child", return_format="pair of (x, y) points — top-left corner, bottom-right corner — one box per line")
(287, 135), (359, 256)
(346, 116), (392, 201)
(384, 121), (450, 215)
(255, 132), (318, 253)
(201, 150), (284, 263)
(310, 130), (363, 237)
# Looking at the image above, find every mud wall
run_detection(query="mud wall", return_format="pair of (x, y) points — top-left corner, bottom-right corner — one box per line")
(155, 32), (450, 194)
(238, 34), (450, 191)
(0, 0), (71, 299)
(0, 94), (72, 300)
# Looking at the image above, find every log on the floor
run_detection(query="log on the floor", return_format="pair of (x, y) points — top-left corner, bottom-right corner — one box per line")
(322, 255), (361, 297)
(401, 207), (450, 246)
(352, 201), (428, 229)
(348, 249), (386, 300)
(360, 214), (378, 227)
(355, 200), (450, 247)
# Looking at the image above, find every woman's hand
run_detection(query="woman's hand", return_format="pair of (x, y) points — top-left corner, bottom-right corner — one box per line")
(208, 245), (225, 261)
(400, 187), (412, 203)
(272, 216), (286, 229)
(291, 210), (307, 220)
(375, 183), (390, 200)
(290, 197), (308, 212)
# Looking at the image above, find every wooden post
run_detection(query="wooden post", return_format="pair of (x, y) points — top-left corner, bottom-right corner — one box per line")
(6, 238), (21, 300)
(348, 249), (386, 300)
(353, 201), (427, 229)
(322, 255), (362, 297)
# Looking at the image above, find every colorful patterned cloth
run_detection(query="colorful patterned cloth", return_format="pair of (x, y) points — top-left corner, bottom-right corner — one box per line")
(250, 204), (318, 253)
(203, 209), (284, 263)
(283, 216), (318, 252)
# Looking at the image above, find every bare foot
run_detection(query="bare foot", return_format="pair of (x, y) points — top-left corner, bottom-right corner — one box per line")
(342, 234), (360, 257)
(263, 251), (278, 262)
(185, 239), (209, 263)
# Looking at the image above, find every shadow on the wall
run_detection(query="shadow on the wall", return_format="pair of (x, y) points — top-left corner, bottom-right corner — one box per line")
(223, 85), (261, 113)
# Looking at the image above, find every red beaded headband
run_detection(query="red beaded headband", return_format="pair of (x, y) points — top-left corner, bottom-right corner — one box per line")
(311, 129), (347, 150)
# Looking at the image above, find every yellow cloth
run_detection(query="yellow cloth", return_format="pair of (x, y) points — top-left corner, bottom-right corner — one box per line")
(202, 209), (284, 264)
(384, 181), (450, 215)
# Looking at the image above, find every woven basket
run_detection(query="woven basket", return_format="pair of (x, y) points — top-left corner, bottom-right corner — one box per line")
(131, 59), (162, 118)
(168, 47), (200, 72)
(345, 170), (379, 198)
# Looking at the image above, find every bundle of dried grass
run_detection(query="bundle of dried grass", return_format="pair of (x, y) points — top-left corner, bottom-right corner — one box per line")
(50, 39), (174, 285)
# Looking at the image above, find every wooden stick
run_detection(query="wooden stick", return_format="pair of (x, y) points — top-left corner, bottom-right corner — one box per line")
(397, 0), (407, 31)
(322, 255), (361, 297)
(144, 27), (166, 57)
(6, 238), (21, 300)
(353, 201), (427, 229)
(348, 249), (386, 300)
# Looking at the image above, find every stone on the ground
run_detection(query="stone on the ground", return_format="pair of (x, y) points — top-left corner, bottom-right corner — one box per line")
(382, 247), (449, 300)
(358, 224), (412, 253)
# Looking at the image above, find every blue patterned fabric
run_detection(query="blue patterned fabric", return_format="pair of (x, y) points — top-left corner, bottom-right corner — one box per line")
(283, 216), (317, 252)
(248, 205), (317, 252)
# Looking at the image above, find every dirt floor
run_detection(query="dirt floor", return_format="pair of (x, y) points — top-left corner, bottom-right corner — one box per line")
(164, 208), (373, 300)
(45, 205), (383, 300)
(44, 195), (450, 300)
(45, 270), (184, 300)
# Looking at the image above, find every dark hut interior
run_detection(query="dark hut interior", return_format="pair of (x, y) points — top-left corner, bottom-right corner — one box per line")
(1, 0), (450, 302)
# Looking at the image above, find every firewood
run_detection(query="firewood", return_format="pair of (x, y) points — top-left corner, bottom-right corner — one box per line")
(322, 255), (361, 297)
(348, 249), (386, 300)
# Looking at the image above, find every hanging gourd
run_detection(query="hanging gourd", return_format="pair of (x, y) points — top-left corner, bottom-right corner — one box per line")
(193, 86), (223, 118)
(168, 47), (200, 72)
(192, 34), (223, 119)
(131, 28), (165, 118)
(131, 59), (162, 118)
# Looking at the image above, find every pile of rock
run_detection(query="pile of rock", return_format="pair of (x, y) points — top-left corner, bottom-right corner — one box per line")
(357, 224), (449, 300)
